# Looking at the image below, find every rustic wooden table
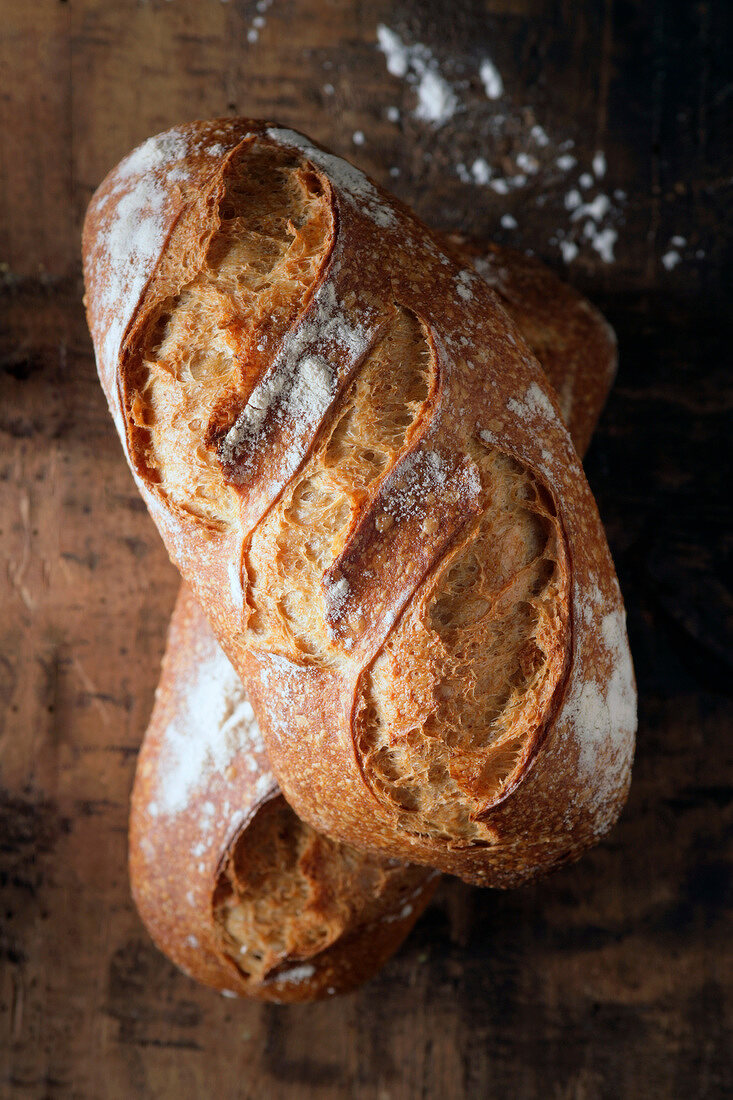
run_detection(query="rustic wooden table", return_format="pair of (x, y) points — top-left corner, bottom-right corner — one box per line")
(1, 2), (731, 1097)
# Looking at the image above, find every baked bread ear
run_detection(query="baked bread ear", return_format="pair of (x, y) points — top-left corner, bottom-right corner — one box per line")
(131, 585), (438, 1002)
(129, 235), (617, 1000)
(83, 119), (636, 887)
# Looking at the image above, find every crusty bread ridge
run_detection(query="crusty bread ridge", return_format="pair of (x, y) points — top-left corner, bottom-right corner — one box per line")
(129, 233), (618, 1000)
(83, 118), (636, 887)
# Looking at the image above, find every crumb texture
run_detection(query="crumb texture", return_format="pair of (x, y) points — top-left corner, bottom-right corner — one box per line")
(246, 306), (435, 662)
(356, 445), (569, 842)
(129, 140), (333, 525)
(213, 797), (403, 983)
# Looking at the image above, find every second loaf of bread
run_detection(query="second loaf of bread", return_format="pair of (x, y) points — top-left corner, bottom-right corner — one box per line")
(83, 119), (636, 886)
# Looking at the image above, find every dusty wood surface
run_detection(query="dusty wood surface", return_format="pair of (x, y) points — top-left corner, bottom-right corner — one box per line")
(1, 1), (731, 1097)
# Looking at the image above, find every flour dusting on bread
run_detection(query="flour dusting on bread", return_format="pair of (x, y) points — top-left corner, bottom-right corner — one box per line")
(507, 381), (560, 424)
(558, 584), (636, 820)
(88, 130), (191, 384)
(220, 273), (373, 479)
(150, 648), (266, 818)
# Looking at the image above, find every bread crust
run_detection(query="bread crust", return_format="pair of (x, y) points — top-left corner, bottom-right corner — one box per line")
(84, 119), (636, 887)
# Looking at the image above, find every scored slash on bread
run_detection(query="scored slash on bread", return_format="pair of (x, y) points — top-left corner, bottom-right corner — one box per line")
(129, 231), (618, 1002)
(83, 120), (635, 916)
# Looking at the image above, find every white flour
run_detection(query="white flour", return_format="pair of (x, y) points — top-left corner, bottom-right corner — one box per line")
(151, 649), (267, 819)
(374, 24), (626, 266)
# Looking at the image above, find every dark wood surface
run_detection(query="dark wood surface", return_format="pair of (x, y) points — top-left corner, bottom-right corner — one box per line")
(1, 2), (731, 1097)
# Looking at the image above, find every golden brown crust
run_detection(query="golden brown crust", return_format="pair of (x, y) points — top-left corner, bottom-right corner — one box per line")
(84, 119), (636, 887)
(131, 585), (438, 1003)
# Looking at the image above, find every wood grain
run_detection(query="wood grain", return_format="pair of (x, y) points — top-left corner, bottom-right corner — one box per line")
(1, 1), (731, 1097)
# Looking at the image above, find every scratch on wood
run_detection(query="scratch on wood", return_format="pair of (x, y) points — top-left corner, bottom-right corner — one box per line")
(72, 655), (112, 727)
(8, 489), (35, 612)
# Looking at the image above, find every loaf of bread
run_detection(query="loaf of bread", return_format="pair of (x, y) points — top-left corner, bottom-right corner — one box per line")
(83, 118), (636, 887)
(129, 233), (617, 1000)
